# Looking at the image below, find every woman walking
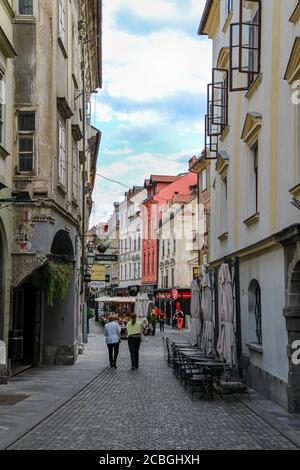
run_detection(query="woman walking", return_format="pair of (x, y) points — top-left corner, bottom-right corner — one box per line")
(159, 309), (166, 332)
(127, 313), (142, 370)
(104, 315), (121, 369)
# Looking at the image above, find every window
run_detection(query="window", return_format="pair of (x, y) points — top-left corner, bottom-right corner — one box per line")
(19, 0), (33, 15)
(221, 176), (228, 234)
(229, 1), (261, 91)
(18, 111), (35, 172)
(58, 0), (66, 44)
(201, 170), (207, 192)
(251, 143), (258, 214)
(58, 120), (66, 185)
(72, 143), (78, 199)
(0, 73), (4, 147)
(171, 268), (175, 287)
(162, 239), (165, 257)
(225, 0), (233, 19)
(248, 279), (262, 345)
(138, 262), (141, 278)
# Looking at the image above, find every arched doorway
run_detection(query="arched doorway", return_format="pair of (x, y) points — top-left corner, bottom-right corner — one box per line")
(285, 260), (300, 412)
(42, 230), (76, 365)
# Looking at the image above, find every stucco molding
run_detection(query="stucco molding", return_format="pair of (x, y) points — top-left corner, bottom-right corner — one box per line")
(289, 2), (300, 23)
(217, 47), (230, 70)
(0, 26), (17, 58)
(0, 0), (14, 20)
(284, 37), (300, 84)
(241, 112), (262, 148)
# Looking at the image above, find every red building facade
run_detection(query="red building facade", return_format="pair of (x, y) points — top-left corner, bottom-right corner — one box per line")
(141, 172), (198, 296)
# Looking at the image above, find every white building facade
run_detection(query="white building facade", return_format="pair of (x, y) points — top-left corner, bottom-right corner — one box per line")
(119, 187), (147, 293)
(200, 0), (300, 412)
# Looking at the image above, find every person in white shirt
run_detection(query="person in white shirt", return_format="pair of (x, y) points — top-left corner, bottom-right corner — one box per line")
(104, 316), (121, 369)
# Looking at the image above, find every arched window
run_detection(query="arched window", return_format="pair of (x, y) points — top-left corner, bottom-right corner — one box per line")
(248, 279), (262, 345)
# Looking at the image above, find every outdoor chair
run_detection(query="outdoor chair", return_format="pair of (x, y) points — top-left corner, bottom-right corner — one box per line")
(213, 365), (247, 397)
(185, 357), (214, 401)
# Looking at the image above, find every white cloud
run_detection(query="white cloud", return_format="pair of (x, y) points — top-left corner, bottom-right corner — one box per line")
(103, 29), (211, 102)
(104, 147), (133, 155)
(102, 0), (212, 102)
(95, 102), (167, 127)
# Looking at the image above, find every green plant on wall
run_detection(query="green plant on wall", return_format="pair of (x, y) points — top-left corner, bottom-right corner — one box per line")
(40, 259), (74, 306)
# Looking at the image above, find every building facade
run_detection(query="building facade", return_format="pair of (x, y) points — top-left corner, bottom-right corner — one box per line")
(0, 0), (16, 382)
(200, 0), (300, 412)
(4, 0), (102, 376)
(119, 187), (146, 296)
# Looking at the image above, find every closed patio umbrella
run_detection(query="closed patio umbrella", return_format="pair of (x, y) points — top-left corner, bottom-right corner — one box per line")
(190, 279), (202, 346)
(141, 293), (150, 318)
(200, 272), (214, 354)
(217, 264), (237, 365)
(135, 292), (142, 317)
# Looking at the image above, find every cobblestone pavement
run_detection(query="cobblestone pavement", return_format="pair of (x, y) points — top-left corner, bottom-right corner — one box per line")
(5, 324), (299, 450)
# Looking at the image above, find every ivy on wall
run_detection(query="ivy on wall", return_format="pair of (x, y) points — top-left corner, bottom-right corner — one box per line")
(40, 259), (74, 306)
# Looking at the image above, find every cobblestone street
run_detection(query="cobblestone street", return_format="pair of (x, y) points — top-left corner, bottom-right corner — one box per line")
(0, 321), (299, 450)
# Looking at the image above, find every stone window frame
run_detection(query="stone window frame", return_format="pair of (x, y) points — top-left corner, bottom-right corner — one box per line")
(17, 0), (34, 16)
(72, 140), (78, 201)
(58, 119), (67, 188)
(17, 110), (36, 174)
(0, 71), (4, 148)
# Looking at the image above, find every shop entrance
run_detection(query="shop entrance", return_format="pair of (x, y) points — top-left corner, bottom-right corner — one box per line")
(9, 275), (42, 374)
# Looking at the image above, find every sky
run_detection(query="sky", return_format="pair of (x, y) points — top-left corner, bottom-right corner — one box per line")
(91, 0), (211, 225)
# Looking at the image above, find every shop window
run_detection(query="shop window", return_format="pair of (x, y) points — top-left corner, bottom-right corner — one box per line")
(248, 279), (262, 345)
(229, 0), (261, 91)
(18, 111), (35, 172)
(19, 0), (33, 15)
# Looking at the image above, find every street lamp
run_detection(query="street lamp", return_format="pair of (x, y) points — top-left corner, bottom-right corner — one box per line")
(86, 251), (95, 269)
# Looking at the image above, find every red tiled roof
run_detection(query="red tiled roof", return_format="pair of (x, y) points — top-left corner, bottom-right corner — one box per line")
(172, 194), (196, 204)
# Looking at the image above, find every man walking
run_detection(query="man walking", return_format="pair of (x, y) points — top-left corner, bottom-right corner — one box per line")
(104, 316), (121, 369)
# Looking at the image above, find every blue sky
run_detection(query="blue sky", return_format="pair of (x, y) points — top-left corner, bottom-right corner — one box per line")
(91, 0), (211, 224)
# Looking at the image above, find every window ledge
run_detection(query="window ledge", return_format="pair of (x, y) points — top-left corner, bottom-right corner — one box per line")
(243, 213), (260, 227)
(58, 37), (68, 59)
(71, 198), (79, 208)
(245, 74), (263, 99)
(222, 10), (233, 34)
(219, 125), (230, 142)
(0, 145), (10, 159)
(289, 183), (300, 197)
(218, 232), (228, 242)
(13, 16), (36, 25)
(246, 342), (263, 353)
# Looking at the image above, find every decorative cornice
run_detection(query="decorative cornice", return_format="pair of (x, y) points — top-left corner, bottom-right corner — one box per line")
(289, 2), (300, 23)
(241, 112), (262, 147)
(217, 47), (230, 70)
(72, 124), (83, 142)
(218, 232), (228, 242)
(0, 26), (17, 58)
(57, 97), (73, 119)
(0, 0), (15, 20)
(284, 37), (300, 84)
(245, 74), (263, 100)
(198, 0), (220, 38)
(215, 151), (229, 178)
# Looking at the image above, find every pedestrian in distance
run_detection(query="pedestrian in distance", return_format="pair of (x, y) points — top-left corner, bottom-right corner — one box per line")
(177, 309), (184, 331)
(159, 309), (166, 332)
(104, 315), (121, 369)
(126, 313), (143, 370)
(172, 311), (177, 329)
(151, 308), (158, 335)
